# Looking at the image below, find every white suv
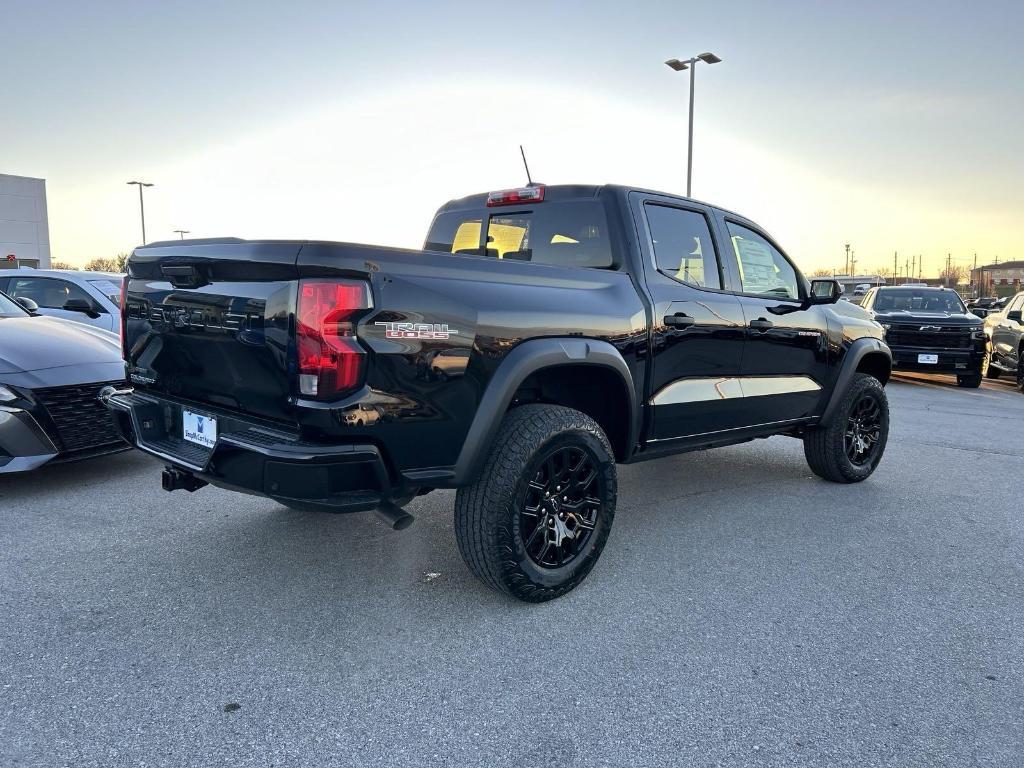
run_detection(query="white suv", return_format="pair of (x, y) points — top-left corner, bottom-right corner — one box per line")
(0, 269), (123, 334)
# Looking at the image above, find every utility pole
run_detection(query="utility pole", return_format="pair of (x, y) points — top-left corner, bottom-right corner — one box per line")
(845, 243), (851, 276)
(893, 251), (898, 285)
(973, 252), (977, 297)
(173, 229), (190, 240)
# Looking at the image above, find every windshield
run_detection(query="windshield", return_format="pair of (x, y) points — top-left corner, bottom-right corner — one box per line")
(89, 279), (122, 303)
(872, 289), (965, 313)
(0, 291), (28, 318)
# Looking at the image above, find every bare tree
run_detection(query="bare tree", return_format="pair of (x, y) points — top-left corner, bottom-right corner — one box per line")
(809, 268), (833, 277)
(82, 253), (129, 273)
(940, 264), (969, 285)
(50, 260), (77, 270)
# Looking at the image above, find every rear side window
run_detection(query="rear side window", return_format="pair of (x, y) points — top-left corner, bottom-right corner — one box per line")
(644, 204), (721, 289)
(425, 201), (613, 269)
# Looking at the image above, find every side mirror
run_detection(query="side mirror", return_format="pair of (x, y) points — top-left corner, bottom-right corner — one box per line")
(808, 279), (841, 305)
(63, 297), (100, 317)
(971, 308), (988, 318)
(1009, 310), (1022, 323)
(15, 296), (39, 313)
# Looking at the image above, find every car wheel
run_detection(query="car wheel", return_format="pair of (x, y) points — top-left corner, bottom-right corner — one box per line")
(803, 373), (889, 483)
(1017, 358), (1024, 393)
(454, 404), (617, 602)
(957, 372), (983, 388)
(983, 346), (1000, 379)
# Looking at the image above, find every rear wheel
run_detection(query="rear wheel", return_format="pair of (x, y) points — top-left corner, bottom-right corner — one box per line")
(454, 404), (617, 602)
(1017, 357), (1024, 392)
(803, 373), (889, 483)
(957, 372), (983, 388)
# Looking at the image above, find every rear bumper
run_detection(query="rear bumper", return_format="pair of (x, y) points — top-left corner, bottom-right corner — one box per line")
(103, 390), (403, 512)
(889, 346), (983, 374)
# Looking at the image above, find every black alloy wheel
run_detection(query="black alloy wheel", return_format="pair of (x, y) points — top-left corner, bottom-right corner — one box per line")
(844, 391), (884, 467)
(521, 445), (603, 569)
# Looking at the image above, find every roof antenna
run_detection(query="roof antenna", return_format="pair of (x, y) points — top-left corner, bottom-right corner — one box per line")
(519, 145), (536, 186)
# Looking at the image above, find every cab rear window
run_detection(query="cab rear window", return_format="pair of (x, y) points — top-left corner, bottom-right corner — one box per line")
(425, 201), (613, 269)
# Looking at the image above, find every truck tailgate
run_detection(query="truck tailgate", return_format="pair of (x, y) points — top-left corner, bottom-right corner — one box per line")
(125, 240), (302, 424)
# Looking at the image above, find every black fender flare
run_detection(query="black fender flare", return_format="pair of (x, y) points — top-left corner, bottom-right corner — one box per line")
(819, 337), (892, 425)
(452, 337), (639, 484)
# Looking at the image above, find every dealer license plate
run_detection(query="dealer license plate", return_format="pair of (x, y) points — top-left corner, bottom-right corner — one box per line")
(182, 409), (217, 448)
(917, 354), (938, 364)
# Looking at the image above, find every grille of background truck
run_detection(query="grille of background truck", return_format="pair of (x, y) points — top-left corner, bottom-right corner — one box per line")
(885, 327), (973, 350)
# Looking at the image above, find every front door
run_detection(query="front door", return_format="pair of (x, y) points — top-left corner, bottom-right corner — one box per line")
(717, 218), (831, 425)
(631, 196), (747, 440)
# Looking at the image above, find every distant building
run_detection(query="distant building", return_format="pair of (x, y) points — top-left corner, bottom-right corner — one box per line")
(971, 261), (1024, 298)
(0, 174), (51, 269)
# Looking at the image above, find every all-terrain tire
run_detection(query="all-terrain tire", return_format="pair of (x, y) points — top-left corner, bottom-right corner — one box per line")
(454, 404), (617, 602)
(803, 373), (889, 483)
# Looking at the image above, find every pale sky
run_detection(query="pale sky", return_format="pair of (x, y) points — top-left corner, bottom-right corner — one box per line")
(3, 0), (1022, 276)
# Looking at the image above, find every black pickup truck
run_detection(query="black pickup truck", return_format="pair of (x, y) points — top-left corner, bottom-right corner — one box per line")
(103, 184), (891, 601)
(860, 285), (985, 387)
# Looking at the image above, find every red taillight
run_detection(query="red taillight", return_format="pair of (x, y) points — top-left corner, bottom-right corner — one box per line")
(296, 280), (372, 399)
(119, 275), (128, 359)
(486, 185), (545, 207)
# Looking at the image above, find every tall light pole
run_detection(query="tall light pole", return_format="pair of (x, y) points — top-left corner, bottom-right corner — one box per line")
(126, 181), (154, 245)
(665, 52), (722, 197)
(173, 229), (190, 240)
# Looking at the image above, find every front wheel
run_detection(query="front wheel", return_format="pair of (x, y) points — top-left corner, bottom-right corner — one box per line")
(803, 373), (889, 483)
(454, 404), (617, 602)
(983, 346), (1000, 379)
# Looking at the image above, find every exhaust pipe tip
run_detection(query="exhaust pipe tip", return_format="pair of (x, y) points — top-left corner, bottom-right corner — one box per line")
(375, 500), (415, 531)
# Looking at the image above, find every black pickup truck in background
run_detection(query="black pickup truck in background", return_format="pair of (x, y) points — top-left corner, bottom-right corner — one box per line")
(103, 184), (891, 601)
(860, 286), (985, 387)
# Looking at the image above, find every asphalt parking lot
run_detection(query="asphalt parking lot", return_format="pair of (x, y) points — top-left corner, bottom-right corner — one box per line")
(2, 374), (1022, 768)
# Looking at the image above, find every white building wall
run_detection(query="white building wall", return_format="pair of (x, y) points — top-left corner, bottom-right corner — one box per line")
(0, 174), (51, 268)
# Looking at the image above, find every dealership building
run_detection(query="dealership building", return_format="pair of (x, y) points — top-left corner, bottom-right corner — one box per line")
(0, 174), (51, 269)
(971, 261), (1024, 298)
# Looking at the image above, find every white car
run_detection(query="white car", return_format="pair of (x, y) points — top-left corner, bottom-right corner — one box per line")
(0, 269), (123, 334)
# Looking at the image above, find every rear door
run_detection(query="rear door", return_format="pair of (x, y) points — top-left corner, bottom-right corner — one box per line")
(629, 193), (747, 440)
(716, 216), (831, 425)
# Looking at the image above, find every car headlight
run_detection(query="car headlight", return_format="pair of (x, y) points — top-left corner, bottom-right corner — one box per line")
(971, 329), (986, 339)
(879, 322), (891, 330)
(0, 384), (18, 403)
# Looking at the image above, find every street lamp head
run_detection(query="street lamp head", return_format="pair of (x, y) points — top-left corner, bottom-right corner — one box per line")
(126, 180), (154, 187)
(665, 58), (689, 72)
(697, 52), (722, 64)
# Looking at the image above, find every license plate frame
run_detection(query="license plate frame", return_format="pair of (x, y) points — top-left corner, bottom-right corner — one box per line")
(182, 408), (217, 449)
(917, 353), (939, 364)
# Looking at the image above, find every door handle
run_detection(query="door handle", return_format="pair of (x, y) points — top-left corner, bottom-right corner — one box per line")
(748, 318), (774, 332)
(664, 312), (695, 328)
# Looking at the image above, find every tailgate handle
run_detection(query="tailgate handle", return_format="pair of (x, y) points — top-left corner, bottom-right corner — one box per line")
(161, 264), (209, 288)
